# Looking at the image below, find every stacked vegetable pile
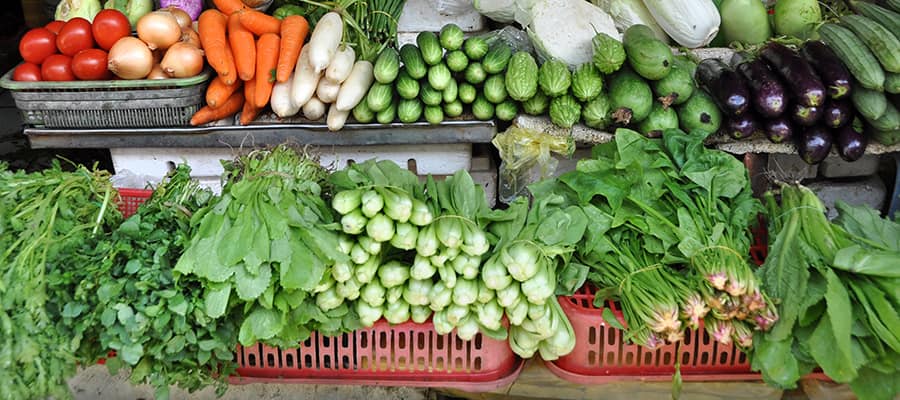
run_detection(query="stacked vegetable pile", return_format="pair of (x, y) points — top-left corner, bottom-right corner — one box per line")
(356, 25), (522, 124)
(525, 128), (775, 349)
(13, 7), (205, 82)
(752, 184), (900, 400)
(0, 162), (121, 400)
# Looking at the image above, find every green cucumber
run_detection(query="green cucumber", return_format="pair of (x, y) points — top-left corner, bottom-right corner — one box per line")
(623, 24), (673, 80)
(678, 91), (722, 134)
(400, 44), (427, 79)
(353, 99), (375, 123)
(374, 48), (400, 84)
(495, 100), (518, 121)
(420, 84), (443, 106)
(853, 2), (900, 37)
(484, 74), (507, 104)
(376, 100), (397, 124)
(652, 63), (694, 106)
(397, 98), (423, 123)
(464, 37), (489, 61)
(366, 82), (394, 112)
(417, 31), (444, 66)
(472, 94), (494, 120)
(424, 105), (444, 124)
(483, 44), (512, 74)
(818, 23), (886, 91)
(638, 102), (679, 137)
(427, 63), (452, 90)
(608, 69), (653, 124)
(840, 15), (900, 73)
(868, 101), (899, 131)
(506, 51), (539, 101)
(851, 85), (888, 121)
(395, 70), (420, 100)
(465, 62), (487, 84)
(440, 24), (465, 51)
(458, 83), (477, 104)
(886, 72), (900, 94)
(446, 50), (469, 72)
(444, 100), (463, 118)
(443, 80), (458, 103)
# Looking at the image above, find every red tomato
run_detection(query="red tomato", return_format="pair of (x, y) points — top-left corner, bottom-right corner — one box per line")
(41, 54), (75, 81)
(56, 18), (95, 56)
(12, 63), (42, 81)
(91, 9), (131, 51)
(19, 27), (57, 64)
(72, 49), (112, 80)
(45, 20), (65, 34)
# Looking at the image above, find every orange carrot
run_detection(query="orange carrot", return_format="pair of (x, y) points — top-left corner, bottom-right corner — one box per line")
(191, 91), (245, 125)
(239, 9), (282, 36)
(212, 0), (246, 15)
(206, 76), (242, 108)
(228, 12), (256, 81)
(198, 10), (236, 85)
(254, 33), (280, 108)
(276, 15), (309, 83)
(240, 78), (262, 125)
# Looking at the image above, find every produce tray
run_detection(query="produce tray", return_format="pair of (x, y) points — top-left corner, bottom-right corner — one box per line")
(115, 188), (524, 391)
(0, 65), (210, 128)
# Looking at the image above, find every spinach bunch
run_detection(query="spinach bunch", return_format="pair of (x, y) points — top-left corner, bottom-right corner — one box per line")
(527, 128), (769, 348)
(0, 162), (120, 400)
(753, 184), (900, 400)
(175, 145), (358, 349)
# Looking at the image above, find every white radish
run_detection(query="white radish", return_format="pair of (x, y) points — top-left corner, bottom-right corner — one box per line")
(303, 96), (327, 120)
(271, 74), (300, 118)
(291, 46), (320, 109)
(325, 45), (356, 83)
(335, 60), (375, 111)
(327, 104), (351, 131)
(316, 78), (342, 104)
(308, 12), (343, 73)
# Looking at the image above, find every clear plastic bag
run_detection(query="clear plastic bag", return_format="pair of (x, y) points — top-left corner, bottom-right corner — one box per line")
(492, 126), (574, 203)
(476, 26), (534, 54)
(430, 0), (475, 16)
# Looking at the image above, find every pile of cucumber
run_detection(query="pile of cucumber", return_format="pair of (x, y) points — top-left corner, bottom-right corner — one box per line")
(353, 24), (520, 124)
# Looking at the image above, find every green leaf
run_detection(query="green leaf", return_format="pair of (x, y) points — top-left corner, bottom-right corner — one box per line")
(281, 239), (325, 291)
(535, 206), (588, 247)
(750, 336), (801, 388)
(848, 367), (900, 400)
(808, 314), (857, 383)
(601, 308), (626, 330)
(760, 209), (809, 341)
(238, 307), (283, 345)
(119, 343), (144, 365)
(167, 294), (188, 316)
(204, 283), (231, 319)
(832, 245), (900, 278)
(119, 215), (141, 237)
(556, 262), (589, 296)
(833, 201), (900, 251)
(125, 259), (142, 274)
(824, 269), (854, 378)
(235, 263), (272, 301)
(61, 302), (86, 318)
(194, 238), (236, 282)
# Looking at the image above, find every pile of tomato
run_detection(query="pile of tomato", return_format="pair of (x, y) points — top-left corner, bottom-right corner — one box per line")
(14, 9), (131, 81)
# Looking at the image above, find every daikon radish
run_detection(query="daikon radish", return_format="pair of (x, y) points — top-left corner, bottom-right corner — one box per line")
(325, 45), (356, 83)
(303, 96), (326, 120)
(335, 60), (375, 111)
(307, 12), (343, 73)
(271, 74), (300, 117)
(316, 78), (342, 103)
(291, 46), (320, 109)
(327, 104), (351, 131)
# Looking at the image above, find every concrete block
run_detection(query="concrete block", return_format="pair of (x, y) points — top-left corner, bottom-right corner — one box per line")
(398, 0), (485, 33)
(819, 154), (881, 178)
(766, 153), (818, 181)
(807, 175), (886, 220)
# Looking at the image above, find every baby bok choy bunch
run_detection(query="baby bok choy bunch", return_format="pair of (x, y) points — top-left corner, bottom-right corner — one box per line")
(175, 145), (357, 349)
(327, 159), (437, 327)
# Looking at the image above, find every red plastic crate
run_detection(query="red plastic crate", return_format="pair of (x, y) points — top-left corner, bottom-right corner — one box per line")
(114, 187), (524, 390)
(547, 286), (760, 384)
(231, 320), (523, 390)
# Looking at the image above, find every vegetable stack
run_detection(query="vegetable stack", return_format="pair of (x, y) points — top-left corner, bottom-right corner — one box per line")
(752, 184), (899, 400)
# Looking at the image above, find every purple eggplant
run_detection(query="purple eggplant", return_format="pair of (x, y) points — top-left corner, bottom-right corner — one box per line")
(792, 103), (822, 126)
(797, 125), (833, 165)
(834, 123), (867, 161)
(760, 42), (827, 107)
(734, 57), (788, 118)
(800, 41), (853, 100)
(764, 116), (795, 143)
(822, 100), (854, 128)
(722, 113), (762, 139)
(696, 58), (751, 116)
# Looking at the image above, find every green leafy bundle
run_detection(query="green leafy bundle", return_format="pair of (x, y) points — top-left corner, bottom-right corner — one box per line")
(528, 128), (770, 348)
(0, 162), (120, 400)
(68, 166), (237, 400)
(175, 146), (357, 349)
(752, 184), (900, 400)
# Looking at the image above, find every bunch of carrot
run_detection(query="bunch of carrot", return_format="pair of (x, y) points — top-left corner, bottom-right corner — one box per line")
(189, 0), (309, 126)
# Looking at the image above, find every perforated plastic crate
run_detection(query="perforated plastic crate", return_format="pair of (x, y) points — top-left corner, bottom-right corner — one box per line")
(0, 66), (209, 128)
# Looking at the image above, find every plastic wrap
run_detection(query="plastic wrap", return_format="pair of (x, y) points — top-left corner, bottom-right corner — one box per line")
(492, 126), (574, 203)
(477, 26), (534, 54)
(430, 0), (476, 16)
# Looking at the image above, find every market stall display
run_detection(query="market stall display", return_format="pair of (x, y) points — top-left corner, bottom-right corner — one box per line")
(1, 0), (900, 399)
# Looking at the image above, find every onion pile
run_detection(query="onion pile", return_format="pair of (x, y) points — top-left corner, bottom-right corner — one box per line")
(107, 6), (205, 80)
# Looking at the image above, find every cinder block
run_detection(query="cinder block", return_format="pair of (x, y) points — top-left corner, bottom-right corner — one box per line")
(819, 154), (881, 178)
(398, 0), (486, 33)
(807, 175), (886, 220)
(766, 153), (818, 181)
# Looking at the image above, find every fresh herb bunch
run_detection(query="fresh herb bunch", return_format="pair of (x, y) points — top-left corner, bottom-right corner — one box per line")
(0, 161), (120, 400)
(175, 145), (359, 348)
(752, 184), (900, 400)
